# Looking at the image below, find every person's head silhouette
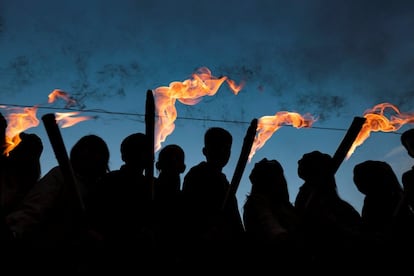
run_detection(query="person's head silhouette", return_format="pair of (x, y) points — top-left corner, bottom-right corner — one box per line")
(202, 127), (232, 170)
(297, 150), (334, 184)
(7, 132), (43, 181)
(353, 160), (402, 196)
(156, 144), (186, 175)
(155, 144), (185, 198)
(8, 132), (43, 163)
(401, 129), (414, 158)
(120, 132), (150, 172)
(70, 134), (110, 181)
(249, 158), (289, 202)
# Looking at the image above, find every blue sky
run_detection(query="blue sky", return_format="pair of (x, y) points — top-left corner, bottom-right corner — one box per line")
(1, 0), (414, 214)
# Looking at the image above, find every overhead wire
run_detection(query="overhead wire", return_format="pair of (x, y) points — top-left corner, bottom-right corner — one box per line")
(0, 102), (405, 135)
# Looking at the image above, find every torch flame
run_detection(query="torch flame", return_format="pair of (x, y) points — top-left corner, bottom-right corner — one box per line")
(153, 67), (244, 152)
(1, 89), (91, 155)
(48, 89), (78, 107)
(49, 89), (93, 128)
(55, 112), (93, 128)
(347, 102), (414, 159)
(249, 111), (317, 162)
(3, 106), (39, 155)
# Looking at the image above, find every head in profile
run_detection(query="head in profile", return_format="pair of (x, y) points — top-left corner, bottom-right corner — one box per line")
(249, 158), (289, 202)
(401, 128), (414, 158)
(120, 132), (150, 171)
(202, 127), (232, 170)
(70, 134), (110, 181)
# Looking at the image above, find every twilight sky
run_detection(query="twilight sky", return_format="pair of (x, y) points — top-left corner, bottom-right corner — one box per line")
(1, 0), (414, 213)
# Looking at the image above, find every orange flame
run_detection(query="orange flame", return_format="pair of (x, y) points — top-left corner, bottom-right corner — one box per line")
(153, 67), (244, 152)
(55, 112), (93, 128)
(48, 89), (77, 107)
(347, 103), (414, 159)
(49, 89), (93, 127)
(3, 106), (39, 155)
(249, 111), (317, 162)
(1, 89), (91, 155)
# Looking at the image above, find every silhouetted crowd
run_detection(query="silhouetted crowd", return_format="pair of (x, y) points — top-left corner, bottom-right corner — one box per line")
(1, 111), (414, 274)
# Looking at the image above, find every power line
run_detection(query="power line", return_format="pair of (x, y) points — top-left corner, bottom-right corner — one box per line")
(0, 102), (405, 135)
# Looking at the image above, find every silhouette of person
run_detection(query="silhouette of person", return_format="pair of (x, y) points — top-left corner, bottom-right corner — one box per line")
(89, 132), (154, 274)
(5, 134), (110, 273)
(1, 132), (43, 215)
(181, 127), (245, 271)
(354, 160), (414, 271)
(153, 144), (186, 270)
(294, 150), (362, 271)
(155, 144), (185, 201)
(401, 128), (414, 158)
(354, 160), (404, 234)
(0, 132), (43, 272)
(401, 129), (414, 210)
(243, 158), (306, 272)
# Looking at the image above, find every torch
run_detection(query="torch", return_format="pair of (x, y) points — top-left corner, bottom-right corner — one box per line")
(42, 113), (85, 213)
(145, 89), (155, 200)
(222, 118), (258, 210)
(331, 116), (366, 174)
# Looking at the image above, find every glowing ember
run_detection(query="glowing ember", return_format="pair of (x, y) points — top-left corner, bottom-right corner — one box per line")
(153, 67), (244, 152)
(249, 111), (317, 162)
(2, 106), (39, 155)
(347, 102), (414, 159)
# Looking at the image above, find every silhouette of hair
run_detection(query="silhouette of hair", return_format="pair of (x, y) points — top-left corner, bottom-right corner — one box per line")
(156, 144), (185, 173)
(120, 132), (149, 166)
(70, 134), (110, 177)
(297, 150), (334, 182)
(7, 132), (43, 182)
(204, 127), (232, 149)
(202, 127), (232, 168)
(353, 160), (402, 196)
(249, 158), (289, 202)
(401, 128), (414, 158)
(250, 158), (283, 183)
(401, 128), (414, 147)
(8, 132), (43, 161)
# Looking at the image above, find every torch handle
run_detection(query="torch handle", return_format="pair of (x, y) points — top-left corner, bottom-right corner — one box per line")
(222, 118), (258, 210)
(332, 116), (366, 174)
(42, 113), (85, 212)
(145, 89), (155, 200)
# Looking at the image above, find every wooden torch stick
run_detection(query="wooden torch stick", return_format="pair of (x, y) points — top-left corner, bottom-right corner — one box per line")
(145, 89), (155, 200)
(331, 116), (366, 174)
(42, 113), (85, 212)
(222, 118), (258, 210)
